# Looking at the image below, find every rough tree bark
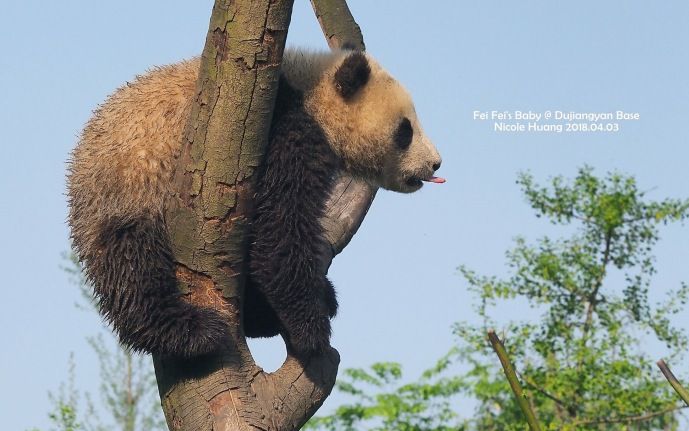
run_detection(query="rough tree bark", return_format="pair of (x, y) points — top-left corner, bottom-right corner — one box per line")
(153, 0), (373, 430)
(313, 0), (378, 259)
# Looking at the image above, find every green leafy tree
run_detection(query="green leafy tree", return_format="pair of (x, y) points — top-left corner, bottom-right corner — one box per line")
(308, 167), (689, 430)
(304, 356), (466, 431)
(31, 254), (166, 431)
(29, 354), (85, 431)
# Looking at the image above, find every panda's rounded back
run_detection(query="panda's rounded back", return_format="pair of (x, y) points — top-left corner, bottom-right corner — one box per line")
(68, 59), (199, 247)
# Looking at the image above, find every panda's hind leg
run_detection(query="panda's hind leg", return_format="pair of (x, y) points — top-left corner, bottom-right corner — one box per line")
(90, 215), (229, 357)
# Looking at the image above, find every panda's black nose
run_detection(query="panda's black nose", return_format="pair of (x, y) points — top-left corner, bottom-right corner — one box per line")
(432, 161), (442, 171)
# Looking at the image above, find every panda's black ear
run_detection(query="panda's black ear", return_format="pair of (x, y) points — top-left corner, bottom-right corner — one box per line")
(334, 52), (370, 100)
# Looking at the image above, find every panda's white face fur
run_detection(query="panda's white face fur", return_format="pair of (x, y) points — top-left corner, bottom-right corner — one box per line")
(284, 49), (443, 193)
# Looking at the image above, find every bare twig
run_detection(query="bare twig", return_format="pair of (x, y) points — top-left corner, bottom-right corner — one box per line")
(487, 330), (542, 431)
(658, 359), (689, 406)
(518, 372), (573, 412)
(572, 405), (687, 426)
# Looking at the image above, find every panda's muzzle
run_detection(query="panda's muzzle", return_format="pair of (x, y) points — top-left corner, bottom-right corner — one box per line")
(405, 177), (423, 187)
(404, 160), (445, 189)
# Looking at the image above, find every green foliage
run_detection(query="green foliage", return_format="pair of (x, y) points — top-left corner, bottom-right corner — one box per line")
(28, 355), (84, 431)
(86, 334), (165, 431)
(308, 167), (689, 430)
(31, 254), (166, 431)
(455, 167), (689, 430)
(304, 354), (467, 431)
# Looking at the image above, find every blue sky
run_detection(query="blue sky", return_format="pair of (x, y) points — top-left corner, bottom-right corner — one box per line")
(2, 1), (689, 430)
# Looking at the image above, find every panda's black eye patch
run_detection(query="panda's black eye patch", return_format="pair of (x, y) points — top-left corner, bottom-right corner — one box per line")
(395, 117), (413, 150)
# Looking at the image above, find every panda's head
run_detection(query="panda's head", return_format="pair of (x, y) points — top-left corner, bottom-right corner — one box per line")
(304, 50), (444, 193)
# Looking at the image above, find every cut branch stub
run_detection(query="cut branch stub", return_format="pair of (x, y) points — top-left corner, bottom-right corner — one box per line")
(310, 0), (365, 51)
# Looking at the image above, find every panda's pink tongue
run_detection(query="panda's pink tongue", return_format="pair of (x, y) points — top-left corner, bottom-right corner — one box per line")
(424, 176), (446, 184)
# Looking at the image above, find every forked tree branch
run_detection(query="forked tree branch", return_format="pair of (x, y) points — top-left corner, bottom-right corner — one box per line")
(153, 1), (370, 430)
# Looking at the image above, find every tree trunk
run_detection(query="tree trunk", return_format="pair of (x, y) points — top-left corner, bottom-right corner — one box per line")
(153, 0), (371, 430)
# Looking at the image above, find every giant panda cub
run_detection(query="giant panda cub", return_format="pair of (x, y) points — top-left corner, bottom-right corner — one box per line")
(67, 48), (444, 358)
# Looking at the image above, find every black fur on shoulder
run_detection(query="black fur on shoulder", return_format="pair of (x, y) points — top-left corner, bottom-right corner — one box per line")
(333, 52), (371, 100)
(243, 75), (340, 355)
(92, 215), (229, 357)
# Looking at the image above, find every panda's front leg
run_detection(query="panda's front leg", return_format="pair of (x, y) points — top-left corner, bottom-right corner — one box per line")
(248, 234), (337, 355)
(272, 275), (335, 356)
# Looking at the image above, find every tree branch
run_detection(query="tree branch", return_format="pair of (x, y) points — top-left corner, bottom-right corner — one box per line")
(310, 0), (377, 260)
(153, 1), (370, 429)
(658, 360), (689, 406)
(488, 329), (541, 431)
(582, 231), (613, 337)
(487, 330), (542, 431)
(571, 404), (687, 426)
(518, 372), (575, 414)
(311, 0), (365, 51)
(574, 230), (613, 409)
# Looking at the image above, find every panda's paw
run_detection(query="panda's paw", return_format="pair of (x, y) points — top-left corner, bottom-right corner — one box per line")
(287, 316), (332, 357)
